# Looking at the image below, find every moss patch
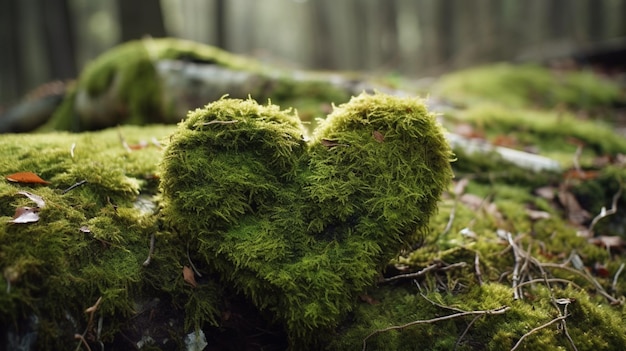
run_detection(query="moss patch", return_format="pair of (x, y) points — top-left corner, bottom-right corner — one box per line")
(159, 93), (454, 346)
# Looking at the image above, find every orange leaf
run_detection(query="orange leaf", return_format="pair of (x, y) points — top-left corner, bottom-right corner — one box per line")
(372, 130), (385, 143)
(183, 266), (197, 288)
(6, 172), (50, 185)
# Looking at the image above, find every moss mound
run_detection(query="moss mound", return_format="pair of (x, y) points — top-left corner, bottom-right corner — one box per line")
(159, 93), (454, 345)
(42, 38), (351, 132)
(433, 63), (624, 110)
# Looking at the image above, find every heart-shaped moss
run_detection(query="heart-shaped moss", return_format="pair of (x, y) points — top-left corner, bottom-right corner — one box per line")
(160, 93), (453, 344)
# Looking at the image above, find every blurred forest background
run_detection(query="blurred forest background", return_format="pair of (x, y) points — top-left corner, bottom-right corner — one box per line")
(1, 0), (625, 109)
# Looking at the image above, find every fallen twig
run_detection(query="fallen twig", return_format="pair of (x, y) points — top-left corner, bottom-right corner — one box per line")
(381, 262), (467, 283)
(612, 262), (625, 293)
(142, 233), (156, 267)
(200, 119), (239, 126)
(362, 305), (509, 351)
(510, 314), (570, 351)
(506, 233), (522, 300)
(62, 180), (87, 194)
(474, 252), (483, 286)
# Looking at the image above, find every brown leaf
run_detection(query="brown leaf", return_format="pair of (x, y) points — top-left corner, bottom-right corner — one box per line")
(320, 139), (347, 148)
(17, 191), (45, 208)
(534, 186), (556, 200)
(372, 130), (385, 143)
(183, 266), (197, 288)
(9, 207), (40, 224)
(525, 209), (551, 220)
(359, 294), (380, 305)
(5, 172), (50, 185)
(557, 187), (591, 225)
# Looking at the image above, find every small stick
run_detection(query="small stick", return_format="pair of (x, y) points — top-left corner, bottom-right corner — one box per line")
(510, 314), (569, 351)
(382, 262), (467, 283)
(142, 233), (156, 267)
(454, 314), (481, 351)
(612, 263), (625, 293)
(507, 233), (522, 300)
(362, 306), (509, 351)
(187, 242), (203, 278)
(62, 180), (87, 194)
(117, 127), (132, 153)
(474, 252), (483, 286)
(200, 120), (239, 125)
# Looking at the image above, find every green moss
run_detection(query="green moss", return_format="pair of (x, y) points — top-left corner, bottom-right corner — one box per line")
(0, 125), (192, 349)
(445, 103), (626, 167)
(433, 63), (624, 110)
(159, 93), (454, 346)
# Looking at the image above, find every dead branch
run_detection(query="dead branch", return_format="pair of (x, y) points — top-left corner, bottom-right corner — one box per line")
(142, 233), (156, 267)
(381, 262), (467, 284)
(612, 263), (625, 293)
(506, 232), (522, 300)
(474, 252), (483, 286)
(510, 314), (570, 351)
(362, 305), (509, 351)
(540, 262), (619, 304)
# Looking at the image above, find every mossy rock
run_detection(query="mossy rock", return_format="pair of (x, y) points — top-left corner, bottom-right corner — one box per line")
(41, 38), (351, 133)
(159, 92), (454, 346)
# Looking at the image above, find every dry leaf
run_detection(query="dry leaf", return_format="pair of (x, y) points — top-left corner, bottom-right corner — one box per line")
(17, 191), (46, 208)
(320, 139), (347, 148)
(359, 294), (380, 305)
(372, 130), (385, 143)
(183, 266), (197, 288)
(525, 209), (551, 220)
(557, 187), (591, 225)
(534, 186), (556, 200)
(5, 172), (50, 185)
(9, 207), (40, 224)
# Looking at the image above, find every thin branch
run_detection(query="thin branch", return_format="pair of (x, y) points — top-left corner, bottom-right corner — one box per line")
(612, 263), (625, 293)
(455, 314), (481, 351)
(540, 262), (619, 304)
(187, 242), (203, 278)
(200, 119), (239, 125)
(474, 252), (483, 286)
(142, 233), (156, 267)
(62, 180), (88, 194)
(362, 306), (509, 351)
(515, 278), (582, 291)
(510, 314), (570, 351)
(507, 232), (522, 300)
(382, 262), (467, 283)
(588, 183), (623, 232)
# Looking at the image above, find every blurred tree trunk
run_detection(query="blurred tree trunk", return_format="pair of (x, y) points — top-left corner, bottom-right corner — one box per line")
(117, 0), (166, 41)
(0, 0), (22, 106)
(215, 0), (226, 48)
(41, 0), (76, 80)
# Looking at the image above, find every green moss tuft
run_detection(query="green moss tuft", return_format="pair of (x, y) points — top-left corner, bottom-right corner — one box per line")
(160, 93), (454, 345)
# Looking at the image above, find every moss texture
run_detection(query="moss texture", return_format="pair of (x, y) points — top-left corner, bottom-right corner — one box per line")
(159, 93), (454, 346)
(3, 53), (626, 351)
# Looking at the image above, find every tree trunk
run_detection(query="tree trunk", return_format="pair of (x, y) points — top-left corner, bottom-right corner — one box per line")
(117, 0), (167, 41)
